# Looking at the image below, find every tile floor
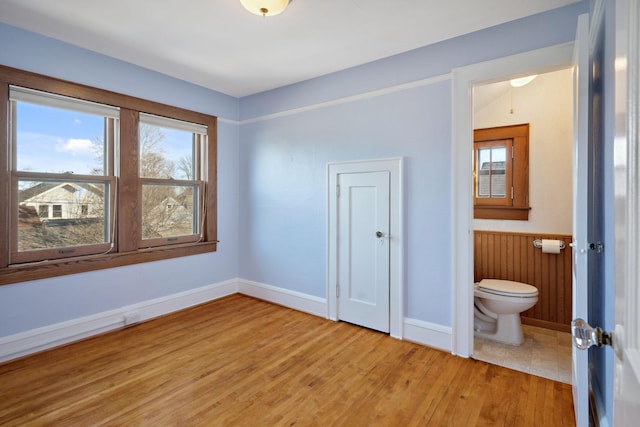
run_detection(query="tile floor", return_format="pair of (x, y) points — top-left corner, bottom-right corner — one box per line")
(472, 324), (573, 384)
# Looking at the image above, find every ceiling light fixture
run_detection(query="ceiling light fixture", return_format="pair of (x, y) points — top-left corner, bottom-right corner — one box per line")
(240, 0), (291, 17)
(509, 75), (537, 88)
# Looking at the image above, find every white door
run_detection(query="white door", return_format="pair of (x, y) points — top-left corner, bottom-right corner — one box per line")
(337, 171), (390, 333)
(613, 0), (640, 422)
(571, 13), (590, 427)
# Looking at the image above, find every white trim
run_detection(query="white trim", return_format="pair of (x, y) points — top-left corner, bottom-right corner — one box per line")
(590, 0), (605, 52)
(0, 277), (458, 363)
(10, 85), (120, 118)
(139, 112), (207, 134)
(218, 117), (241, 125)
(0, 279), (238, 363)
(241, 74), (451, 125)
(403, 318), (453, 353)
(327, 157), (404, 339)
(237, 279), (327, 318)
(451, 43), (575, 358)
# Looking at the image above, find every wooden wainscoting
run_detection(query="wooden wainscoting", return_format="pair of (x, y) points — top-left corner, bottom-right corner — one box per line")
(474, 230), (573, 332)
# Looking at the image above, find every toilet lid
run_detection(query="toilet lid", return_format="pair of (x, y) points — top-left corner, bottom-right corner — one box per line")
(478, 279), (538, 297)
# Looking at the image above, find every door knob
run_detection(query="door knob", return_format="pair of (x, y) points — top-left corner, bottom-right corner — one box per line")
(571, 318), (613, 349)
(376, 231), (384, 238)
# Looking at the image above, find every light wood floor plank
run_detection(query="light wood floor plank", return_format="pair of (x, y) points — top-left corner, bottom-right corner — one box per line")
(0, 294), (575, 426)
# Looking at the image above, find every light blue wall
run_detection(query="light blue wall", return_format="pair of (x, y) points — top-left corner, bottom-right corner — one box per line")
(0, 24), (241, 336)
(0, 1), (589, 336)
(238, 2), (588, 324)
(239, 82), (453, 324)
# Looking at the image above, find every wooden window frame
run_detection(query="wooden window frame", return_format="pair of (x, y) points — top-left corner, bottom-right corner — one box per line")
(473, 124), (530, 220)
(0, 65), (218, 285)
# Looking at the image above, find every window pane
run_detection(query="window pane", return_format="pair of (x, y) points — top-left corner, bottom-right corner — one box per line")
(141, 184), (197, 239)
(477, 148), (491, 197)
(490, 147), (506, 197)
(139, 123), (196, 180)
(15, 102), (109, 175)
(17, 180), (109, 251)
(476, 146), (507, 198)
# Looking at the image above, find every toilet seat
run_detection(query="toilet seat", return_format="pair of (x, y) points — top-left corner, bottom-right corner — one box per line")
(478, 279), (538, 297)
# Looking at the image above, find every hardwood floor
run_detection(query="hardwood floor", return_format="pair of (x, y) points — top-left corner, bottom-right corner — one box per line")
(0, 294), (575, 426)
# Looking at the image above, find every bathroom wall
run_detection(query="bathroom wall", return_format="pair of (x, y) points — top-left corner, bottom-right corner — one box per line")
(474, 68), (574, 234)
(474, 230), (572, 331)
(473, 68), (574, 331)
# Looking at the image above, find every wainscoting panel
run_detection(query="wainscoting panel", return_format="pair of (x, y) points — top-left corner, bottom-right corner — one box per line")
(474, 230), (572, 332)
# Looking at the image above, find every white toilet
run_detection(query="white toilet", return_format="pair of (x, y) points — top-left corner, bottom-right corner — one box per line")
(473, 279), (538, 345)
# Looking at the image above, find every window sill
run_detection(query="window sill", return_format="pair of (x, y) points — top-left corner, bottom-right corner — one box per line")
(474, 206), (530, 221)
(0, 241), (218, 286)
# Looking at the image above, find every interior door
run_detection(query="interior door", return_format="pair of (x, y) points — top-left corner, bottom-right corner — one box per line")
(337, 171), (390, 333)
(571, 13), (590, 427)
(614, 0), (640, 422)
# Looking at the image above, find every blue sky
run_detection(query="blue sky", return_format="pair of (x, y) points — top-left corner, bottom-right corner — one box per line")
(17, 102), (104, 174)
(16, 102), (193, 177)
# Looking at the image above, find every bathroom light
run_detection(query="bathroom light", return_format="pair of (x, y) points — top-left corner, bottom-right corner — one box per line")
(510, 75), (537, 88)
(240, 0), (291, 16)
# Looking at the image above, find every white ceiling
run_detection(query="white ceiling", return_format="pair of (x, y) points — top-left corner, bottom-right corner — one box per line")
(0, 0), (579, 97)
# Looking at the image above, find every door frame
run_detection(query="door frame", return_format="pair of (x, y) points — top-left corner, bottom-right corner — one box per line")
(451, 43), (575, 357)
(327, 158), (403, 339)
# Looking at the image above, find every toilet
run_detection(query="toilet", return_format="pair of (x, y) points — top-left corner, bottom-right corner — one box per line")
(473, 279), (538, 345)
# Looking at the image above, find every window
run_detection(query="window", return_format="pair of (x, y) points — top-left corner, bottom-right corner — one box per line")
(51, 205), (63, 219)
(0, 66), (217, 285)
(138, 113), (206, 247)
(473, 124), (530, 220)
(9, 86), (117, 263)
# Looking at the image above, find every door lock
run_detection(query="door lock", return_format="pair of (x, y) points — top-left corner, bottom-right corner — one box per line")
(376, 231), (385, 238)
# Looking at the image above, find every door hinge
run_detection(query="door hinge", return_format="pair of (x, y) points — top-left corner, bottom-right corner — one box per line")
(336, 284), (340, 298)
(571, 318), (613, 349)
(589, 241), (604, 253)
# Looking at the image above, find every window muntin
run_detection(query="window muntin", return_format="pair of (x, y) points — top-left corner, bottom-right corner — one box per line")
(9, 86), (117, 264)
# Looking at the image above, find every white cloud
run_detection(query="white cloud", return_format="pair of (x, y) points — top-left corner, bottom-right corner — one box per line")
(57, 138), (96, 155)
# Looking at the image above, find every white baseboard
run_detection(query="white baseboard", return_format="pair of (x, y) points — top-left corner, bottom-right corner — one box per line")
(0, 278), (238, 363)
(1, 278), (456, 363)
(237, 279), (327, 318)
(403, 318), (453, 353)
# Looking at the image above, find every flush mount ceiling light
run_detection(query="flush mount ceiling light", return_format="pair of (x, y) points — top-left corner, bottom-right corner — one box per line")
(510, 75), (538, 88)
(240, 0), (291, 16)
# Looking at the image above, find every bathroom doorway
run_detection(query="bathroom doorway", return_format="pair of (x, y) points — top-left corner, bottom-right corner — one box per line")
(470, 68), (573, 383)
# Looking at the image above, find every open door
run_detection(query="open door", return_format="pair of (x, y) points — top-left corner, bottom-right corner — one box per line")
(571, 13), (590, 427)
(613, 0), (640, 422)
